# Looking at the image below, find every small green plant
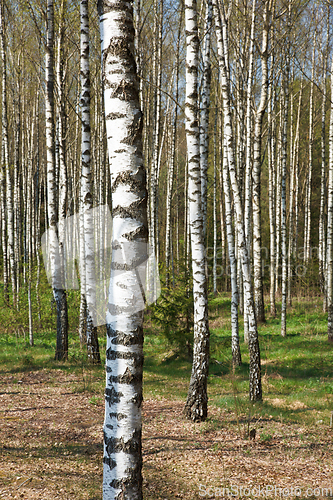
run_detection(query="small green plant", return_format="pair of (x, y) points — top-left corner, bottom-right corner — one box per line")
(260, 432), (273, 443)
(149, 271), (194, 357)
(89, 395), (102, 406)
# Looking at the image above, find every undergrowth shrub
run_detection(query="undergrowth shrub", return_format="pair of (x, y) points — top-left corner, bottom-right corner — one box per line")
(149, 271), (194, 357)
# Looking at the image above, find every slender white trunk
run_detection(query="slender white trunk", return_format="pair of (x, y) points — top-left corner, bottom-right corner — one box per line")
(184, 0), (210, 421)
(222, 139), (241, 366)
(213, 101), (218, 295)
(200, 0), (212, 240)
(252, 0), (270, 324)
(46, 0), (68, 360)
(304, 37), (316, 264)
(319, 36), (328, 301)
(150, 0), (163, 267)
(213, 0), (261, 401)
(81, 0), (100, 363)
(275, 102), (282, 294)
(268, 76), (276, 317)
(99, 0), (148, 495)
(327, 55), (333, 342)
(0, 1), (15, 307)
(243, 0), (256, 340)
(281, 63), (290, 337)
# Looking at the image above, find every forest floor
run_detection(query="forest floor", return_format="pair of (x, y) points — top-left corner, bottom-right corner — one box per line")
(0, 294), (333, 499)
(0, 368), (332, 500)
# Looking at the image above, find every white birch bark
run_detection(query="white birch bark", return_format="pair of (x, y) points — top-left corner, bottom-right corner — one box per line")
(304, 37), (316, 264)
(183, 0), (210, 421)
(222, 139), (241, 367)
(243, 0), (256, 340)
(81, 0), (101, 364)
(200, 0), (212, 240)
(45, 0), (68, 360)
(275, 102), (282, 293)
(287, 77), (303, 306)
(327, 55), (333, 342)
(0, 1), (15, 307)
(252, 0), (270, 324)
(213, 100), (218, 295)
(149, 0), (163, 268)
(319, 47), (327, 301)
(213, 0), (262, 401)
(98, 0), (148, 495)
(268, 75), (276, 317)
(281, 55), (290, 338)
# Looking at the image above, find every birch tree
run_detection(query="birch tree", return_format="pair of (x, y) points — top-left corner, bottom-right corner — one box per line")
(213, 0), (262, 401)
(0, 0), (15, 307)
(252, 0), (270, 324)
(183, 0), (210, 421)
(200, 0), (212, 240)
(81, 0), (100, 364)
(222, 137), (241, 367)
(327, 54), (333, 343)
(45, 0), (68, 360)
(280, 6), (290, 338)
(98, 0), (148, 496)
(244, 0), (256, 338)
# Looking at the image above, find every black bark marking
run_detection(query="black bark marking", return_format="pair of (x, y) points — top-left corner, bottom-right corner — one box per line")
(104, 429), (141, 455)
(105, 386), (123, 405)
(106, 325), (144, 346)
(109, 366), (141, 384)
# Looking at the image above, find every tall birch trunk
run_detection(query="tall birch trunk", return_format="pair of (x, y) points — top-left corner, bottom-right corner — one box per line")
(222, 139), (241, 367)
(0, 0), (15, 307)
(98, 0), (148, 495)
(165, 12), (182, 288)
(200, 0), (212, 240)
(244, 0), (256, 339)
(281, 42), (290, 338)
(319, 29), (328, 302)
(214, 0), (262, 401)
(304, 37), (316, 264)
(268, 76), (276, 317)
(252, 0), (270, 324)
(46, 0), (68, 361)
(183, 0), (210, 422)
(327, 55), (333, 342)
(81, 0), (101, 364)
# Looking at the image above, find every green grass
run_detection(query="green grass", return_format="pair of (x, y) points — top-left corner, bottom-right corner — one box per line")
(144, 292), (333, 428)
(0, 283), (332, 428)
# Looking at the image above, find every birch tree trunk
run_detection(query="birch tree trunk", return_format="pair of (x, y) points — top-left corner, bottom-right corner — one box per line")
(222, 140), (241, 367)
(81, 0), (100, 364)
(304, 37), (316, 264)
(45, 0), (68, 361)
(214, 0), (262, 401)
(200, 0), (212, 240)
(319, 32), (328, 302)
(281, 54), (290, 337)
(183, 0), (210, 422)
(268, 76), (276, 317)
(149, 0), (163, 268)
(244, 0), (256, 339)
(0, 0), (15, 307)
(165, 10), (182, 288)
(252, 0), (270, 324)
(327, 55), (333, 343)
(98, 0), (148, 495)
